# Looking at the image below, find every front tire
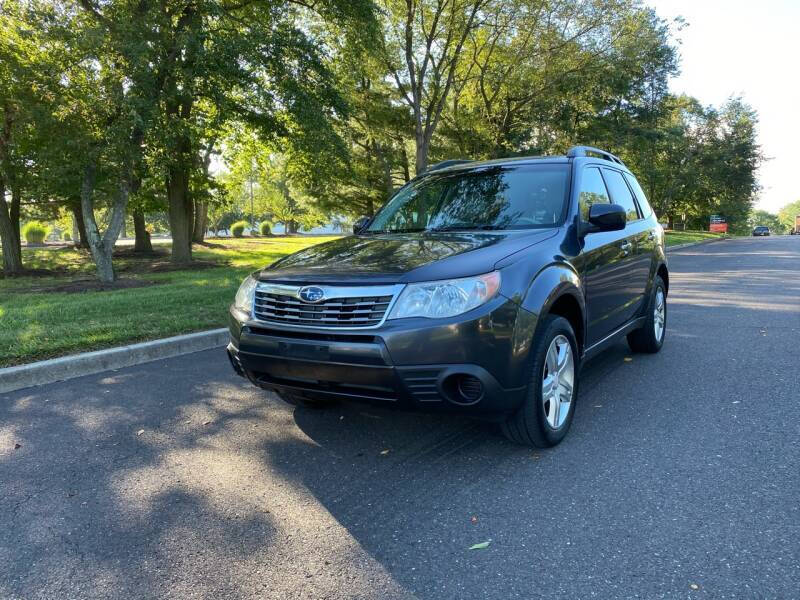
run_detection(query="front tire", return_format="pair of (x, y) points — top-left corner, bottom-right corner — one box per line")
(501, 315), (579, 448)
(627, 275), (666, 353)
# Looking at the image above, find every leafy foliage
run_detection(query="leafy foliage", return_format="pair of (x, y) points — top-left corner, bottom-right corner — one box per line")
(22, 221), (49, 244)
(230, 221), (248, 238)
(777, 200), (800, 231)
(0, 0), (764, 276)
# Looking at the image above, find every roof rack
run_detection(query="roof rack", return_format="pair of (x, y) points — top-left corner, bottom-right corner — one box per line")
(566, 146), (625, 166)
(426, 159), (474, 172)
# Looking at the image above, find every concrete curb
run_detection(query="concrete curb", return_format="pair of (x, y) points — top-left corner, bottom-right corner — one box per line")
(666, 237), (727, 252)
(0, 328), (229, 394)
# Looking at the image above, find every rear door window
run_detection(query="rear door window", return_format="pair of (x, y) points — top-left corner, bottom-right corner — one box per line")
(579, 167), (611, 221)
(623, 173), (654, 219)
(602, 169), (640, 222)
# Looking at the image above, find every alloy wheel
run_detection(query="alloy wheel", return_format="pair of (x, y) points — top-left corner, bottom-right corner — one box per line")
(654, 288), (666, 342)
(541, 335), (574, 429)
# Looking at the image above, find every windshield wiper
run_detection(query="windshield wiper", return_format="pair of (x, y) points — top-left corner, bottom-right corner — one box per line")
(427, 224), (504, 232)
(362, 227), (427, 234)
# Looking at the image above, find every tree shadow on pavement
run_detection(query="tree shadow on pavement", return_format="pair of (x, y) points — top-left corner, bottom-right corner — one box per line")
(3, 236), (798, 598)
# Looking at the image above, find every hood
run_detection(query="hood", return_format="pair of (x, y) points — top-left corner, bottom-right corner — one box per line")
(258, 229), (557, 284)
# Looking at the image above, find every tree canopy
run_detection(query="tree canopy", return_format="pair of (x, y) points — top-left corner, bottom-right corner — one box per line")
(0, 0), (766, 280)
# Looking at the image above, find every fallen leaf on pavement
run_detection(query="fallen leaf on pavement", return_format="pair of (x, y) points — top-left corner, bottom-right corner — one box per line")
(14, 443), (21, 450)
(380, 449), (390, 456)
(470, 516), (478, 524)
(136, 429), (144, 436)
(689, 583), (700, 590)
(469, 541), (491, 550)
(203, 420), (212, 426)
(624, 357), (633, 362)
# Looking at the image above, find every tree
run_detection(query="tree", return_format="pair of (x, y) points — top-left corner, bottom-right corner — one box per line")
(0, 2), (41, 274)
(77, 0), (376, 264)
(34, 2), (147, 282)
(381, 0), (488, 175)
(317, 45), (414, 218)
(221, 136), (324, 233)
(777, 200), (800, 231)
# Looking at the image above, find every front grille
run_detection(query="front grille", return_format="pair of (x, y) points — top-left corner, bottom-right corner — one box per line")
(253, 291), (393, 328)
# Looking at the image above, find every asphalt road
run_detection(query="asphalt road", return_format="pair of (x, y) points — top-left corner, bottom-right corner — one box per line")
(2, 236), (799, 600)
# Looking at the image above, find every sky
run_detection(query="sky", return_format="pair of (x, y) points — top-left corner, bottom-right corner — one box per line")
(651, 0), (800, 213)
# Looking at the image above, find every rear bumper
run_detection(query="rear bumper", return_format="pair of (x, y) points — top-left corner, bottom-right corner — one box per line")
(227, 298), (528, 418)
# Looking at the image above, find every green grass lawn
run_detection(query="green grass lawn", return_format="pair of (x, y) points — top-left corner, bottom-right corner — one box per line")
(0, 236), (339, 367)
(664, 230), (725, 246)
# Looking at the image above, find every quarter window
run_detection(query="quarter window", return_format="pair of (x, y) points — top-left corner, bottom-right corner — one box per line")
(602, 169), (639, 222)
(579, 167), (610, 221)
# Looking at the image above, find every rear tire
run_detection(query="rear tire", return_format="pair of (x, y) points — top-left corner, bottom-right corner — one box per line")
(501, 315), (579, 448)
(627, 275), (666, 353)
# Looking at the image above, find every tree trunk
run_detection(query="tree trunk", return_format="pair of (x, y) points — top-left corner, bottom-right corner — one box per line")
(400, 146), (411, 183)
(192, 199), (207, 243)
(132, 209), (152, 253)
(81, 160), (131, 283)
(374, 141), (393, 201)
(166, 164), (193, 263)
(0, 103), (22, 274)
(0, 179), (22, 275)
(415, 131), (428, 176)
(192, 139), (214, 243)
(71, 203), (90, 248)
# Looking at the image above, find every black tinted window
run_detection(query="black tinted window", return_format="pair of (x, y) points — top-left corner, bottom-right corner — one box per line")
(603, 169), (639, 222)
(623, 173), (653, 219)
(579, 167), (610, 220)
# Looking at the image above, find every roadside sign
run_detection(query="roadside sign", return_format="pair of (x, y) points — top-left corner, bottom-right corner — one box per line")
(709, 214), (728, 233)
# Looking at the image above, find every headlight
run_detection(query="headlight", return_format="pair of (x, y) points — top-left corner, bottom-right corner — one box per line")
(234, 275), (258, 314)
(388, 272), (501, 320)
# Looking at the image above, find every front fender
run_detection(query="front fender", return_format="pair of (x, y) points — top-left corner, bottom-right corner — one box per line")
(504, 264), (585, 387)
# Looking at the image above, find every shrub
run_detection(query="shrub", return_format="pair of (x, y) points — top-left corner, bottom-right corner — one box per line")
(259, 221), (271, 236)
(230, 220), (248, 238)
(22, 221), (49, 244)
(62, 231), (72, 241)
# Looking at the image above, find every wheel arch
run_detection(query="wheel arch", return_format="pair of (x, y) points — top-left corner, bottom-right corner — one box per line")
(517, 263), (586, 355)
(657, 262), (669, 295)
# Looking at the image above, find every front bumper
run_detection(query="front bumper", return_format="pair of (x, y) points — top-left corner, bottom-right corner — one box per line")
(227, 297), (529, 418)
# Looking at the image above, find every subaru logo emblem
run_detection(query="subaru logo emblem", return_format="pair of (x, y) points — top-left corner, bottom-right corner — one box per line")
(299, 286), (325, 303)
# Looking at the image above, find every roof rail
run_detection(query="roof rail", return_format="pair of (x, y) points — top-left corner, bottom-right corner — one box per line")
(566, 146), (625, 166)
(426, 159), (473, 173)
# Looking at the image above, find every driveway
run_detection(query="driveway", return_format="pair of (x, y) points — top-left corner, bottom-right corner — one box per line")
(2, 236), (799, 599)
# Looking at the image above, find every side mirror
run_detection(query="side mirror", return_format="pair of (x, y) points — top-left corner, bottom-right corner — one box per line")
(353, 216), (370, 234)
(585, 203), (626, 233)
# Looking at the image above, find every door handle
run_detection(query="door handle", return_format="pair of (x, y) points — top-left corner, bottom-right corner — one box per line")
(620, 241), (632, 255)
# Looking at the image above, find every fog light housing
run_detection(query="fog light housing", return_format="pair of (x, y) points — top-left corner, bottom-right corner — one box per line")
(457, 375), (484, 402)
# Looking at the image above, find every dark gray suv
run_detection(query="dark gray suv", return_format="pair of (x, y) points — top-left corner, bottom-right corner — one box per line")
(226, 146), (668, 447)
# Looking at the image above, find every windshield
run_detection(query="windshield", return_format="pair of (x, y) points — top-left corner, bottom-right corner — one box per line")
(365, 164), (570, 233)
